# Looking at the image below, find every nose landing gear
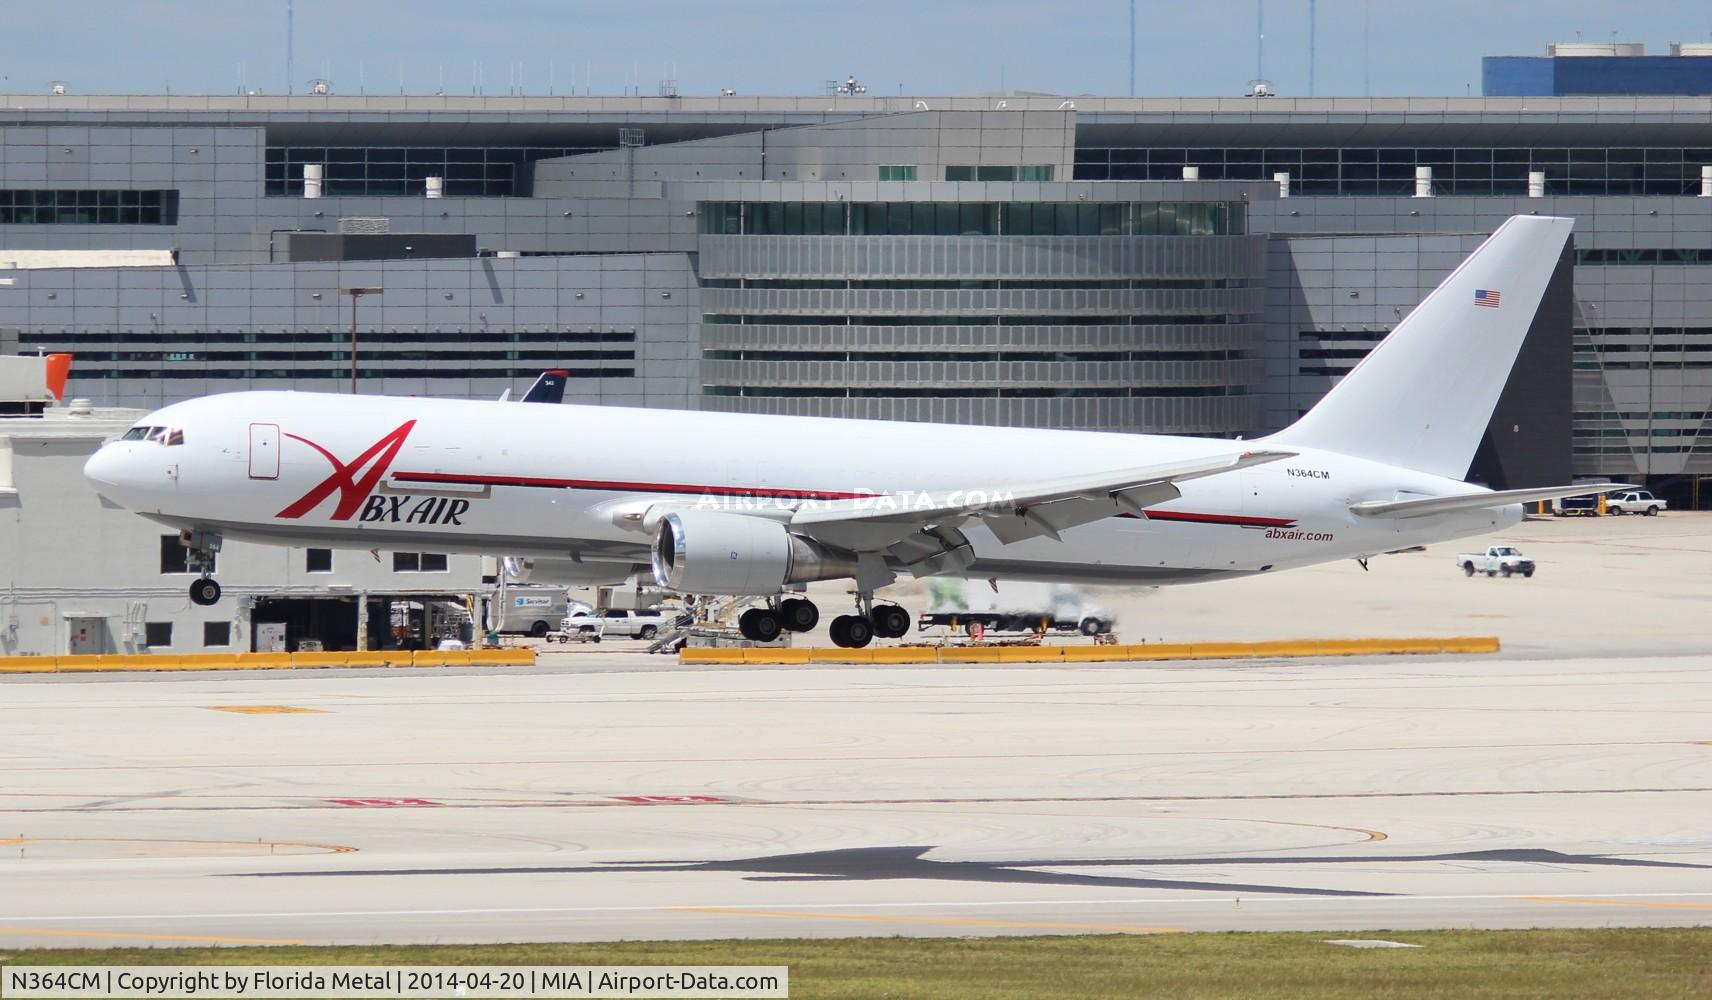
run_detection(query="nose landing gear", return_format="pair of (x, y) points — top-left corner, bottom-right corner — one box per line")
(189, 577), (222, 606)
(181, 530), (224, 606)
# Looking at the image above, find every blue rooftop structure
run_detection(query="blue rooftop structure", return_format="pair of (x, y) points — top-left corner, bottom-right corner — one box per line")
(1486, 45), (1712, 96)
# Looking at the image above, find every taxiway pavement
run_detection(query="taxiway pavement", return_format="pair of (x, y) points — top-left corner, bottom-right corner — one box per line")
(3, 652), (1710, 945)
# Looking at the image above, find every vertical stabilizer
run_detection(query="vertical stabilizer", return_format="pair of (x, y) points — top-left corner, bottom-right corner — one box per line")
(1269, 215), (1574, 479)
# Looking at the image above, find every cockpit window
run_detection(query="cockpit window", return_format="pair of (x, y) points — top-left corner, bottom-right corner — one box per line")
(121, 426), (185, 446)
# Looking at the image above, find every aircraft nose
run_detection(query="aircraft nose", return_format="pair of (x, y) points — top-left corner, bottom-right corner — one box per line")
(83, 442), (148, 502)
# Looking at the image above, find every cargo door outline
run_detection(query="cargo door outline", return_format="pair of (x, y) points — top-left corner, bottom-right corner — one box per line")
(249, 423), (281, 480)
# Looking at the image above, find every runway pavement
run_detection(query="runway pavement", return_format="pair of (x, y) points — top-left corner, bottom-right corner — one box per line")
(3, 652), (1711, 945)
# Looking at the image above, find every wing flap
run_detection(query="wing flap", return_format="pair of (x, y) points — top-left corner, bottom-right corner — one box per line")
(1350, 482), (1634, 519)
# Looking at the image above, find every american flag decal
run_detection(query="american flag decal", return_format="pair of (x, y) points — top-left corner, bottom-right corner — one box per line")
(1474, 289), (1501, 308)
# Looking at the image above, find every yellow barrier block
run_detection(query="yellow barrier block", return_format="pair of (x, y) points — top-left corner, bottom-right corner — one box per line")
(1185, 642), (1270, 659)
(809, 648), (877, 663)
(1377, 638), (1449, 654)
(439, 650), (476, 666)
(1441, 636), (1502, 654)
(681, 647), (746, 664)
(409, 650), (448, 667)
(1126, 643), (1196, 660)
(863, 647), (938, 664)
(747, 647), (811, 664)
(938, 647), (1004, 663)
(242, 652), (296, 668)
(290, 651), (349, 668)
(1059, 645), (1132, 662)
(472, 649), (536, 666)
(997, 645), (1064, 662)
(144, 653), (241, 671)
(54, 654), (136, 672)
(340, 650), (404, 668)
(1315, 639), (1394, 657)
(0, 656), (57, 673)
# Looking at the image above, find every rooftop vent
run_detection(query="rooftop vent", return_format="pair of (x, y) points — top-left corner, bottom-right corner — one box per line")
(339, 216), (391, 235)
(1547, 42), (1644, 57)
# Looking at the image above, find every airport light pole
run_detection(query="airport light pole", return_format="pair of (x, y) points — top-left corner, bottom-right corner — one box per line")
(340, 286), (383, 393)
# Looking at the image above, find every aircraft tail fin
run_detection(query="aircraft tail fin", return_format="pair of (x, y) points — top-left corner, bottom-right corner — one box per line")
(520, 369), (569, 404)
(1268, 215), (1573, 479)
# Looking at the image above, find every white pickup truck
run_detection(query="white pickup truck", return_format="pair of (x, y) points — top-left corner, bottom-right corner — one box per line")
(1456, 545), (1535, 578)
(1604, 490), (1667, 516)
(562, 608), (668, 640)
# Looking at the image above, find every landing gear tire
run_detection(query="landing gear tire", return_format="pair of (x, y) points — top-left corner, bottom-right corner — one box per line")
(778, 598), (820, 633)
(189, 578), (221, 606)
(738, 608), (783, 643)
(829, 614), (873, 649)
(870, 605), (910, 639)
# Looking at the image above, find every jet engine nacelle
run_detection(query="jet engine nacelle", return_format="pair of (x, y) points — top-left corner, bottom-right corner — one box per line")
(650, 509), (857, 595)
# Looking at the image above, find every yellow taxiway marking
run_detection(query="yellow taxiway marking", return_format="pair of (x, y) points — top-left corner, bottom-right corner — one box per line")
(204, 705), (325, 714)
(674, 906), (1182, 934)
(0, 926), (307, 945)
(1521, 896), (1712, 911)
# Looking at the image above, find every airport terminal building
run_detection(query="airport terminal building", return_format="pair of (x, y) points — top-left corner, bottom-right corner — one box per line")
(2, 92), (1710, 498)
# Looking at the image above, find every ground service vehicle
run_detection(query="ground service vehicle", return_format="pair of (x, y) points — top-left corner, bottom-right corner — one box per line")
(1553, 495), (1601, 517)
(497, 587), (575, 636)
(916, 580), (1114, 636)
(565, 608), (666, 640)
(1457, 545), (1535, 578)
(86, 216), (1624, 649)
(1605, 490), (1666, 516)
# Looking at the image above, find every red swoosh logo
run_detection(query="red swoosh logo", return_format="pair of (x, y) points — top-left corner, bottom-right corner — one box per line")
(275, 420), (417, 520)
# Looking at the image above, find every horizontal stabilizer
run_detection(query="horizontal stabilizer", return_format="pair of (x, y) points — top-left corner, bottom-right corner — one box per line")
(1350, 482), (1634, 519)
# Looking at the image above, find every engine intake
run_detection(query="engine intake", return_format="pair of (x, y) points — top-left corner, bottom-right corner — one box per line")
(650, 510), (857, 595)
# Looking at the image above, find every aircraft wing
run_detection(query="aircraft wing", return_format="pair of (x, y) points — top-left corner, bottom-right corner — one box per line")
(788, 449), (1294, 553)
(1349, 482), (1634, 519)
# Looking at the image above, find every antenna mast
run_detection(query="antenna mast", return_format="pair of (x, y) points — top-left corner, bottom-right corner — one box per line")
(1256, 0), (1265, 84)
(1128, 0), (1136, 97)
(286, 0), (294, 94)
(1308, 0), (1316, 96)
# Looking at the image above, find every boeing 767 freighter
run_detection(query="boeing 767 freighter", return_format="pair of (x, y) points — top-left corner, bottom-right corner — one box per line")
(84, 215), (1616, 647)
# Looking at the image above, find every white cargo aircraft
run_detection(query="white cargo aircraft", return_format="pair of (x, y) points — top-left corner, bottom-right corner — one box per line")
(86, 215), (1617, 647)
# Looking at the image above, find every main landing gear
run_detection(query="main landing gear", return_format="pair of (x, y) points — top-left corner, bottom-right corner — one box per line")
(738, 597), (820, 644)
(734, 594), (912, 649)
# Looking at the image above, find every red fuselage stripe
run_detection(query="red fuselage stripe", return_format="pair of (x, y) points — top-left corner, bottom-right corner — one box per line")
(1140, 510), (1297, 528)
(391, 470), (878, 501)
